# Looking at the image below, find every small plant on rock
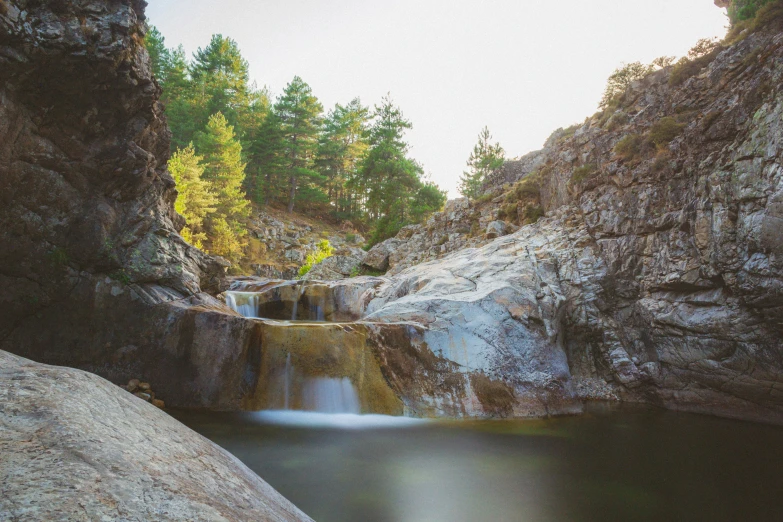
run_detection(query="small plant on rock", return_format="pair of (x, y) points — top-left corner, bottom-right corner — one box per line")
(298, 239), (334, 277)
(648, 117), (685, 146)
(614, 134), (644, 162)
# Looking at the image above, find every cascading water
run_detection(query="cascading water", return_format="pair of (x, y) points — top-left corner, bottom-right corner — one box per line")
(291, 282), (306, 320)
(302, 377), (361, 414)
(225, 292), (260, 318)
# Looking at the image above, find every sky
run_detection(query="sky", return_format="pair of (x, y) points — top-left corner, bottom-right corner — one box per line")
(146, 0), (729, 198)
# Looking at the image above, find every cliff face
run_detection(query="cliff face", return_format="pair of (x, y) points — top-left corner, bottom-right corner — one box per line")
(0, 1), (262, 408)
(361, 24), (783, 422)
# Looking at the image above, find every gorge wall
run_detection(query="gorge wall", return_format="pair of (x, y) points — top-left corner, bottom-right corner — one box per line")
(356, 17), (783, 423)
(0, 0), (262, 409)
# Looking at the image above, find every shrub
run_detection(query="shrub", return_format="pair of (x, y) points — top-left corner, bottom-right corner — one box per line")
(523, 205), (545, 223)
(345, 233), (356, 243)
(572, 163), (598, 184)
(729, 0), (777, 23)
(651, 56), (676, 68)
(498, 202), (518, 222)
(298, 239), (334, 277)
(669, 39), (723, 87)
(599, 62), (653, 109)
(614, 134), (643, 162)
(475, 193), (493, 204)
(648, 117), (685, 146)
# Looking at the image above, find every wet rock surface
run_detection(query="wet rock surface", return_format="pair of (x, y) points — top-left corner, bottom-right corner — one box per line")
(0, 350), (311, 521)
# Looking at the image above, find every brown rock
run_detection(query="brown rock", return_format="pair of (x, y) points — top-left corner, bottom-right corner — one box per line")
(126, 379), (140, 393)
(152, 399), (166, 409)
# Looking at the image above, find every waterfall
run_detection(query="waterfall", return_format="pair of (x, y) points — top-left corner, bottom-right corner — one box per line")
(302, 377), (361, 414)
(291, 282), (306, 320)
(225, 292), (259, 318)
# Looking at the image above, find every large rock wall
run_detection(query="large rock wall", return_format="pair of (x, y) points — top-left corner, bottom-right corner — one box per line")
(358, 25), (783, 423)
(0, 1), (264, 408)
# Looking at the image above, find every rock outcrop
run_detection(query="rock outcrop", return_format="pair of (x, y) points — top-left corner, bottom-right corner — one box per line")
(0, 350), (311, 521)
(0, 0), (269, 409)
(324, 22), (783, 423)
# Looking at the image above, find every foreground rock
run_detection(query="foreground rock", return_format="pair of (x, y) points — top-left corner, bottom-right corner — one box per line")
(0, 350), (311, 521)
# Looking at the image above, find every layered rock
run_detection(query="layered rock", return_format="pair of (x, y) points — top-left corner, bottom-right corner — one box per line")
(340, 24), (783, 423)
(0, 350), (311, 521)
(0, 0), (268, 408)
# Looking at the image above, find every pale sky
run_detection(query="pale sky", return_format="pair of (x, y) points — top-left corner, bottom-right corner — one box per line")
(146, 0), (729, 198)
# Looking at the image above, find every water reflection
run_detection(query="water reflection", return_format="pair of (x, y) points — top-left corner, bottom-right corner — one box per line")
(170, 407), (783, 522)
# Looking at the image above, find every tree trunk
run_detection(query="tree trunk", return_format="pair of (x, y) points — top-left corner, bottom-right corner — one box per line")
(287, 175), (296, 213)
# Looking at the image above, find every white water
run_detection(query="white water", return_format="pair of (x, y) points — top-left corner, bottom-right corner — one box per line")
(291, 282), (306, 320)
(225, 292), (260, 318)
(251, 411), (426, 429)
(302, 377), (361, 414)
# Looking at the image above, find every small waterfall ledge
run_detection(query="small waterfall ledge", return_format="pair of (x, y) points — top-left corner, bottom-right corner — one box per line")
(223, 277), (476, 418)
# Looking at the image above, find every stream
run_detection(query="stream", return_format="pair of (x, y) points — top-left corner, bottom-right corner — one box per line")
(171, 406), (783, 522)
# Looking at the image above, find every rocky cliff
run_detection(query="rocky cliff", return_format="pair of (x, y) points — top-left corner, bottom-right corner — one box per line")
(353, 19), (783, 423)
(0, 0), (262, 408)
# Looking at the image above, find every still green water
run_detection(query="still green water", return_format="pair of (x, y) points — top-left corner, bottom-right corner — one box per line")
(170, 407), (783, 522)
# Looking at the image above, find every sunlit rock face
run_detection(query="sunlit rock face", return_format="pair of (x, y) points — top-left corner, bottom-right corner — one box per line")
(0, 350), (311, 522)
(345, 24), (783, 423)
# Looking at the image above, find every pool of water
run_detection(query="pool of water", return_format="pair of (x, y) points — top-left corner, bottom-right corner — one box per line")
(170, 406), (783, 522)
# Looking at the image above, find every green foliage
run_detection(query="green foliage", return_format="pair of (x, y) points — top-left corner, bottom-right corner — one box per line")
(169, 145), (217, 248)
(274, 76), (324, 212)
(110, 270), (132, 286)
(614, 134), (643, 162)
(523, 205), (545, 223)
(210, 216), (246, 264)
(193, 113), (250, 224)
(458, 126), (505, 200)
(148, 24), (448, 269)
(599, 62), (653, 109)
(648, 117), (684, 146)
(726, 0), (783, 41)
(298, 239), (334, 277)
(345, 233), (357, 243)
(669, 39), (722, 87)
(572, 163), (598, 184)
(729, 0), (776, 22)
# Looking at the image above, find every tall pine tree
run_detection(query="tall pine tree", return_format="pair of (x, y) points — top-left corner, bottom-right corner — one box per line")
(169, 145), (218, 249)
(193, 112), (250, 261)
(274, 76), (323, 212)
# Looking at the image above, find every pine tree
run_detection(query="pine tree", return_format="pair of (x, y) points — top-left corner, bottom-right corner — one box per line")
(193, 113), (250, 262)
(144, 26), (170, 81)
(189, 35), (253, 134)
(458, 127), (505, 200)
(168, 145), (218, 249)
(273, 76), (324, 212)
(359, 95), (444, 245)
(317, 98), (370, 217)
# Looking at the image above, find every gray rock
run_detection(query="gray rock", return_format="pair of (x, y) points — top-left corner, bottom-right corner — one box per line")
(0, 350), (311, 521)
(363, 239), (403, 272)
(485, 220), (511, 239)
